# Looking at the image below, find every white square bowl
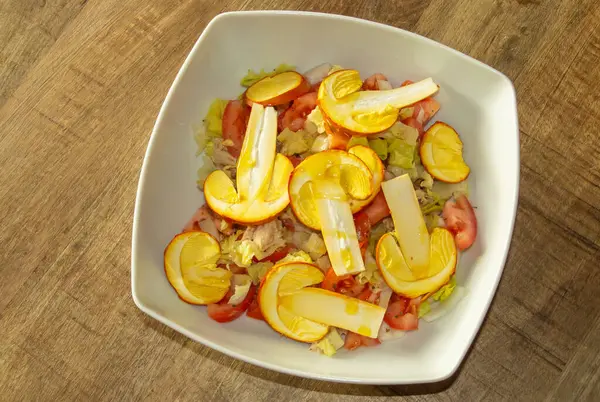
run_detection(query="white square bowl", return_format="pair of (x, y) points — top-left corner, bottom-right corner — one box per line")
(131, 10), (519, 384)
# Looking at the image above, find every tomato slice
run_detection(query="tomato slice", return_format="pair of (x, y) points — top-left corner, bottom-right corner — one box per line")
(362, 73), (388, 91)
(362, 191), (390, 226)
(442, 195), (477, 250)
(288, 155), (303, 167)
(384, 299), (419, 330)
(207, 286), (255, 323)
(354, 211), (371, 257)
(278, 92), (318, 132)
(344, 331), (381, 350)
(399, 80), (440, 134)
(321, 268), (365, 298)
(246, 294), (265, 321)
(222, 100), (250, 157)
(356, 288), (380, 304)
(402, 117), (423, 135)
(344, 332), (363, 350)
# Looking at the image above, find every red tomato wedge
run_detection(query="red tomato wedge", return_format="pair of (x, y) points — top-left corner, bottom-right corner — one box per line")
(344, 332), (381, 350)
(288, 155), (303, 167)
(362, 73), (388, 90)
(442, 194), (477, 250)
(207, 286), (255, 323)
(399, 80), (440, 134)
(402, 117), (423, 135)
(357, 288), (380, 304)
(384, 299), (419, 330)
(222, 100), (250, 157)
(246, 294), (265, 321)
(354, 211), (371, 257)
(324, 118), (351, 150)
(278, 92), (318, 132)
(362, 191), (390, 225)
(321, 268), (365, 298)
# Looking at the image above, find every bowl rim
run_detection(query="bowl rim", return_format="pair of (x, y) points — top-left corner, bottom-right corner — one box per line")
(131, 10), (520, 384)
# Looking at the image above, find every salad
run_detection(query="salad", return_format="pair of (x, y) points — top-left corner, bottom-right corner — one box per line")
(163, 63), (477, 357)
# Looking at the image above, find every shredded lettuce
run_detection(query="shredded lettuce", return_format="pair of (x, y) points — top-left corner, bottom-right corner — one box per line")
(304, 233), (327, 259)
(424, 213), (444, 231)
(398, 107), (414, 121)
(388, 138), (415, 168)
(388, 121), (419, 146)
(432, 276), (457, 302)
(220, 231), (259, 267)
(356, 251), (382, 286)
(240, 63), (296, 87)
(232, 241), (258, 267)
(277, 250), (313, 264)
(278, 128), (314, 155)
(367, 221), (388, 254)
(311, 329), (344, 357)
(432, 180), (470, 200)
(420, 188), (448, 215)
(347, 136), (369, 149)
(386, 165), (419, 180)
(196, 155), (216, 188)
(368, 138), (388, 160)
(247, 262), (273, 285)
(421, 201), (444, 215)
(204, 98), (228, 136)
(421, 171), (434, 190)
(228, 275), (252, 306)
(306, 107), (326, 134)
(418, 300), (431, 318)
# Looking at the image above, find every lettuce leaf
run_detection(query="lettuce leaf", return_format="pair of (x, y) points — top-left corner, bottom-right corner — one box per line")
(418, 300), (431, 318)
(240, 63), (296, 87)
(368, 138), (388, 160)
(306, 107), (326, 134)
(387, 121), (419, 146)
(204, 98), (228, 137)
(277, 250), (313, 264)
(432, 180), (470, 200)
(228, 275), (252, 306)
(311, 329), (345, 357)
(432, 276), (457, 302)
(277, 128), (314, 155)
(196, 154), (216, 188)
(304, 233), (327, 259)
(367, 221), (388, 254)
(356, 251), (383, 286)
(386, 165), (419, 180)
(247, 262), (274, 285)
(388, 138), (415, 168)
(421, 171), (434, 190)
(347, 136), (369, 149)
(220, 231), (259, 267)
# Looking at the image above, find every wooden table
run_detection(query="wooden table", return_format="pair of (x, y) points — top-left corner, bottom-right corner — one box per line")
(1, 1), (599, 400)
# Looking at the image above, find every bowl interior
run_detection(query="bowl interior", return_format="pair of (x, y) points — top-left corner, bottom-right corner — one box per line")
(132, 11), (519, 384)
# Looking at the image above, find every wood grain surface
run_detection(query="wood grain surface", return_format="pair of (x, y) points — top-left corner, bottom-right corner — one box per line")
(1, 0), (599, 401)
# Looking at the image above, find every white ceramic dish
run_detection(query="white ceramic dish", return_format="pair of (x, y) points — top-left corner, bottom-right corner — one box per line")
(131, 10), (519, 384)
